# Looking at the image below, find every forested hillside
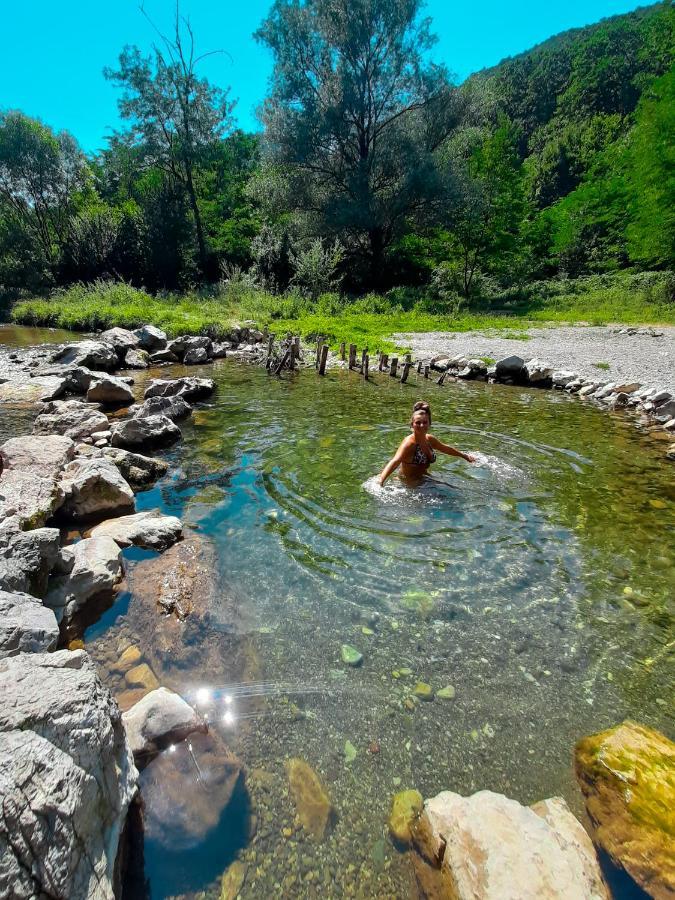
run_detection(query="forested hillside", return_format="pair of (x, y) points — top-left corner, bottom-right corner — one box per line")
(1, 0), (673, 312)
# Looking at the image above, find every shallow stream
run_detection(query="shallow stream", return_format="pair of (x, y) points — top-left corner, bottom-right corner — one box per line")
(1, 328), (673, 898)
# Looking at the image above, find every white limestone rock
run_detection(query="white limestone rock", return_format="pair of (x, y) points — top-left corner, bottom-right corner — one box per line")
(122, 687), (205, 760)
(0, 516), (60, 594)
(0, 435), (75, 528)
(33, 398), (109, 441)
(0, 589), (59, 657)
(90, 510), (183, 551)
(59, 456), (135, 520)
(86, 374), (135, 405)
(45, 536), (123, 623)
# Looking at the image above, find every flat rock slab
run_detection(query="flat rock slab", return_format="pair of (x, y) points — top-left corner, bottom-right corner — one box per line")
(0, 434), (75, 528)
(59, 456), (135, 520)
(50, 340), (118, 372)
(0, 650), (137, 899)
(575, 721), (675, 899)
(144, 376), (214, 401)
(45, 535), (123, 623)
(0, 375), (67, 403)
(414, 789), (608, 900)
(122, 686), (205, 760)
(90, 510), (182, 551)
(33, 399), (109, 441)
(0, 588), (59, 657)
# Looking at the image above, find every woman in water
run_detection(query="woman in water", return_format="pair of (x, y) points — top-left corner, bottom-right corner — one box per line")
(378, 400), (476, 486)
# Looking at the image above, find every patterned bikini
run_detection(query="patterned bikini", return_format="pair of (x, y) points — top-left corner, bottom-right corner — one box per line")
(411, 443), (436, 466)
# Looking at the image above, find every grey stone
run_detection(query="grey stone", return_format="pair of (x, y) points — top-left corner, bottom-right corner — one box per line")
(0, 435), (75, 528)
(0, 650), (137, 900)
(50, 340), (119, 372)
(495, 356), (525, 380)
(33, 398), (109, 441)
(652, 398), (675, 422)
(122, 687), (205, 760)
(99, 327), (139, 356)
(86, 375), (135, 405)
(593, 383), (617, 400)
(134, 395), (192, 421)
(0, 588), (59, 657)
(184, 335), (213, 355)
(110, 414), (181, 449)
(0, 375), (68, 403)
(90, 510), (183, 552)
(101, 447), (169, 490)
(211, 342), (229, 358)
(149, 349), (179, 364)
(523, 358), (554, 384)
(34, 364), (94, 394)
(45, 536), (123, 622)
(59, 457), (135, 520)
(183, 347), (209, 365)
(552, 370), (577, 388)
(122, 348), (150, 369)
(144, 376), (215, 401)
(0, 517), (60, 595)
(134, 325), (167, 352)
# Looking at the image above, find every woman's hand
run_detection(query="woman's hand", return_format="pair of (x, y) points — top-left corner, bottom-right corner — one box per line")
(463, 452), (477, 463)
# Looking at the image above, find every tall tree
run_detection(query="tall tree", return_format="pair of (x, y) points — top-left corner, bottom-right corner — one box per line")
(105, 5), (234, 276)
(255, 0), (459, 286)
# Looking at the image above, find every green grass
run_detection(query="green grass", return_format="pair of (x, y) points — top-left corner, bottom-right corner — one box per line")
(593, 361), (611, 370)
(10, 271), (674, 354)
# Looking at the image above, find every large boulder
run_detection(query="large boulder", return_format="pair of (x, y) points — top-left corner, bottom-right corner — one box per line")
(183, 347), (210, 365)
(122, 687), (206, 761)
(0, 375), (68, 403)
(102, 447), (169, 490)
(148, 348), (179, 364)
(134, 325), (167, 352)
(0, 588), (59, 657)
(0, 516), (60, 595)
(575, 721), (675, 899)
(0, 435), (75, 528)
(523, 358), (554, 385)
(412, 789), (609, 900)
(86, 374), (135, 406)
(0, 650), (137, 899)
(33, 364), (94, 394)
(33, 399), (109, 441)
(59, 456), (135, 520)
(134, 394), (192, 421)
(50, 340), (119, 372)
(144, 376), (215, 402)
(45, 536), (123, 623)
(110, 414), (181, 449)
(90, 510), (183, 551)
(99, 327), (139, 357)
(122, 348), (149, 370)
(495, 355), (525, 381)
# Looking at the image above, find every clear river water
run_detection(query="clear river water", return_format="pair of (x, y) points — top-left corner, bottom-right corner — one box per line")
(1, 326), (673, 899)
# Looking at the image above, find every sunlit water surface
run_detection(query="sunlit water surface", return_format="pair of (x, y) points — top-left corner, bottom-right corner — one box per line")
(1, 329), (672, 899)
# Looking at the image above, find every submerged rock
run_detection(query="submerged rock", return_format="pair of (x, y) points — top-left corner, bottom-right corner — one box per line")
(90, 509), (183, 551)
(125, 662), (160, 692)
(341, 644), (363, 666)
(144, 376), (215, 401)
(413, 789), (609, 900)
(0, 588), (59, 657)
(102, 446), (169, 490)
(59, 456), (135, 520)
(0, 375), (68, 403)
(86, 374), (135, 405)
(0, 650), (137, 900)
(122, 686), (206, 761)
(45, 535), (123, 624)
(0, 434), (75, 527)
(575, 720), (675, 899)
(389, 789), (424, 845)
(33, 398), (109, 441)
(285, 757), (334, 840)
(110, 413), (181, 449)
(220, 860), (248, 900)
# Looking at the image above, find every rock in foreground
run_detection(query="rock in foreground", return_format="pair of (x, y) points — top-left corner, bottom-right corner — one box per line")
(45, 535), (123, 624)
(110, 414), (181, 449)
(102, 447), (169, 490)
(0, 588), (59, 657)
(412, 789), (608, 900)
(575, 720), (675, 899)
(122, 686), (206, 761)
(90, 509), (183, 551)
(0, 517), (60, 595)
(59, 456), (135, 520)
(0, 434), (75, 527)
(0, 650), (137, 899)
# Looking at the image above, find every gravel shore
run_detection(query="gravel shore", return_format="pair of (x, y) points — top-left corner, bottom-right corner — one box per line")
(393, 325), (675, 394)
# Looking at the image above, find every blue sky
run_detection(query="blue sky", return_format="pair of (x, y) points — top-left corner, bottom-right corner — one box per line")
(3, 0), (646, 153)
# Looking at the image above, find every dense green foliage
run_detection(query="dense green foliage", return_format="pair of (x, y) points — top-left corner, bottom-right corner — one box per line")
(0, 1), (673, 310)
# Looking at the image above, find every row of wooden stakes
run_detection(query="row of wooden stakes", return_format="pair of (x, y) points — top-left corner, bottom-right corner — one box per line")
(266, 334), (447, 384)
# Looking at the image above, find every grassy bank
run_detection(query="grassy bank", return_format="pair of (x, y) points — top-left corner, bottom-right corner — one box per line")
(10, 272), (674, 353)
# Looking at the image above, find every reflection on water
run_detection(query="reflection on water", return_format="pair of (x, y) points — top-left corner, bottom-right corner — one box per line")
(72, 360), (672, 898)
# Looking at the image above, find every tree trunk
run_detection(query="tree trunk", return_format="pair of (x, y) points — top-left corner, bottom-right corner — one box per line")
(184, 163), (207, 276)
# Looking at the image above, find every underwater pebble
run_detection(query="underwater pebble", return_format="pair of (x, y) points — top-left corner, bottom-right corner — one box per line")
(341, 644), (363, 666)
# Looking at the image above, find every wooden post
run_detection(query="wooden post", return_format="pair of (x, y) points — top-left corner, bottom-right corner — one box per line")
(348, 344), (357, 369)
(400, 362), (411, 383)
(417, 361), (422, 374)
(378, 354), (384, 372)
(274, 348), (291, 375)
(318, 344), (329, 375)
(293, 336), (300, 356)
(339, 341), (346, 361)
(363, 353), (369, 379)
(405, 353), (412, 365)
(424, 365), (429, 379)
(436, 371), (447, 386)
(381, 353), (388, 371)
(315, 339), (323, 369)
(390, 357), (398, 377)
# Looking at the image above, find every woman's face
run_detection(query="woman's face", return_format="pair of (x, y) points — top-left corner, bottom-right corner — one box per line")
(411, 411), (430, 433)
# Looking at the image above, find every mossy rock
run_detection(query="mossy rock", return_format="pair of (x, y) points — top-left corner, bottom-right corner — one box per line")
(575, 720), (675, 899)
(389, 789), (424, 846)
(401, 589), (438, 619)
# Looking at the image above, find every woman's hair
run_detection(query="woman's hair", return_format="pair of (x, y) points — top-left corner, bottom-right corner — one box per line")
(411, 400), (432, 426)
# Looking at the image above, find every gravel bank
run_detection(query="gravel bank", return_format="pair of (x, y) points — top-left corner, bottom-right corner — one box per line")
(393, 325), (675, 394)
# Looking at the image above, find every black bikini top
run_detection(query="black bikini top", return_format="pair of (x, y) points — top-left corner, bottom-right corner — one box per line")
(411, 443), (436, 466)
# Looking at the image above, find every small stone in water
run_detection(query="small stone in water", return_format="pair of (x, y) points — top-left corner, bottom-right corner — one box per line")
(361, 626), (374, 636)
(344, 740), (357, 764)
(399, 667), (413, 677)
(341, 644), (363, 666)
(649, 499), (667, 509)
(436, 685), (456, 700)
(413, 682), (434, 701)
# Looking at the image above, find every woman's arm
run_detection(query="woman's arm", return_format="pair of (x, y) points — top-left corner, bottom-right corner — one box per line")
(378, 439), (411, 485)
(428, 435), (476, 463)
